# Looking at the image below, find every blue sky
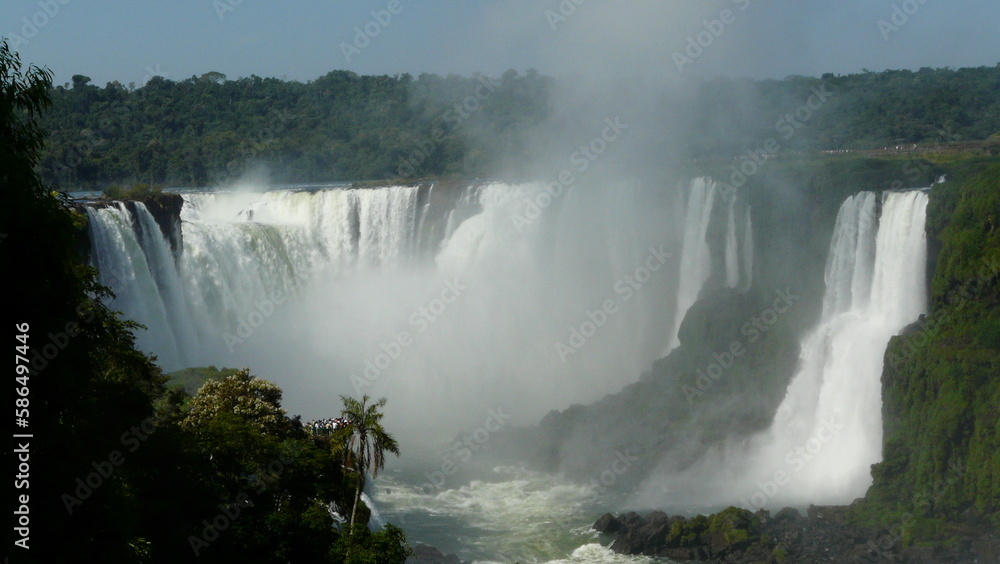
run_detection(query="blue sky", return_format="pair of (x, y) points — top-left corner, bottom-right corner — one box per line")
(2, 0), (998, 86)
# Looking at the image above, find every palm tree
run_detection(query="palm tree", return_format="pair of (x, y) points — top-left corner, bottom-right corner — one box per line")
(334, 394), (400, 529)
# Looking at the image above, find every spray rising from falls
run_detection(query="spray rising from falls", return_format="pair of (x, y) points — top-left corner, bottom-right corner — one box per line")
(86, 181), (746, 452)
(638, 189), (928, 509)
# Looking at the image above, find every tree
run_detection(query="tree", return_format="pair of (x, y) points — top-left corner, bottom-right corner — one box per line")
(2, 39), (173, 561)
(331, 523), (412, 563)
(2, 41), (408, 560)
(71, 73), (91, 89)
(198, 71), (227, 84)
(334, 395), (400, 528)
(180, 368), (291, 436)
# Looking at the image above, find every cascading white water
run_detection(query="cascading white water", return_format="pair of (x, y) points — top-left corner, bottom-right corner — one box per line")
(360, 491), (385, 530)
(87, 203), (187, 365)
(85, 181), (696, 451)
(758, 190), (927, 505)
(724, 196), (740, 289)
(666, 177), (717, 351)
(821, 192), (878, 319)
(635, 189), (928, 509)
(131, 203), (202, 365)
(741, 206), (754, 293)
(85, 179), (758, 452)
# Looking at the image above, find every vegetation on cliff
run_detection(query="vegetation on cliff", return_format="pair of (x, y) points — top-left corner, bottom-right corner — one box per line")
(863, 160), (1000, 538)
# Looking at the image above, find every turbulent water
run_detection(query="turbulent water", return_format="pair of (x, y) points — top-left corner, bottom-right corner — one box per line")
(372, 467), (653, 563)
(636, 189), (929, 510)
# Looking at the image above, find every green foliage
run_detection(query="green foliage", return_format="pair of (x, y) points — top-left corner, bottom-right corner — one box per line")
(723, 528), (750, 545)
(157, 370), (398, 562)
(2, 37), (174, 561)
(708, 506), (756, 534)
(102, 182), (163, 199)
(330, 524), (412, 564)
(37, 69), (553, 187)
(180, 368), (291, 436)
(2, 41), (409, 560)
(663, 507), (761, 552)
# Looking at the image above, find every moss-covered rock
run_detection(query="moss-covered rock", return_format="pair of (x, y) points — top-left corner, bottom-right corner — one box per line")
(610, 507), (768, 560)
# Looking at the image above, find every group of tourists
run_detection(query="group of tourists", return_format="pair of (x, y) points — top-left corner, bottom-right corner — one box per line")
(305, 417), (352, 435)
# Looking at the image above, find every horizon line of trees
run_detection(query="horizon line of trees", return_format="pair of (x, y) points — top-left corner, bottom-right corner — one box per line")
(36, 62), (1000, 190)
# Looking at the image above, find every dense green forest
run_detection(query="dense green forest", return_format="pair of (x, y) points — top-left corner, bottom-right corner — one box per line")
(39, 64), (1000, 189)
(40, 69), (551, 188)
(2, 41), (409, 563)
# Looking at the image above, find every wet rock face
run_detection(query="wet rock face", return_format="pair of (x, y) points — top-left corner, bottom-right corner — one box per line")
(138, 193), (184, 254)
(603, 506), (765, 562)
(773, 507), (801, 523)
(77, 192), (185, 256)
(593, 513), (626, 534)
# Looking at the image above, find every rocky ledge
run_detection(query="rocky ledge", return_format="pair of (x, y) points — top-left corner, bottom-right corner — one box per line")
(405, 544), (468, 564)
(76, 192), (185, 254)
(595, 505), (999, 563)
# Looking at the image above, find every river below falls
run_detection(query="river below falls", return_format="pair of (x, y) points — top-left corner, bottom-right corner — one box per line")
(371, 466), (659, 563)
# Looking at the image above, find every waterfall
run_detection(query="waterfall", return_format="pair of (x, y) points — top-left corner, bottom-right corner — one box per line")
(747, 190), (928, 506)
(84, 182), (682, 447)
(360, 491), (385, 530)
(132, 203), (202, 365)
(741, 206), (754, 293)
(87, 203), (185, 365)
(667, 177), (716, 351)
(821, 192), (877, 319)
(724, 196), (740, 289)
(633, 189), (927, 509)
(328, 501), (347, 528)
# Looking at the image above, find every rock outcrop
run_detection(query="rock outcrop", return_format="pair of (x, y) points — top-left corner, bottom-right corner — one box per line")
(599, 505), (1000, 563)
